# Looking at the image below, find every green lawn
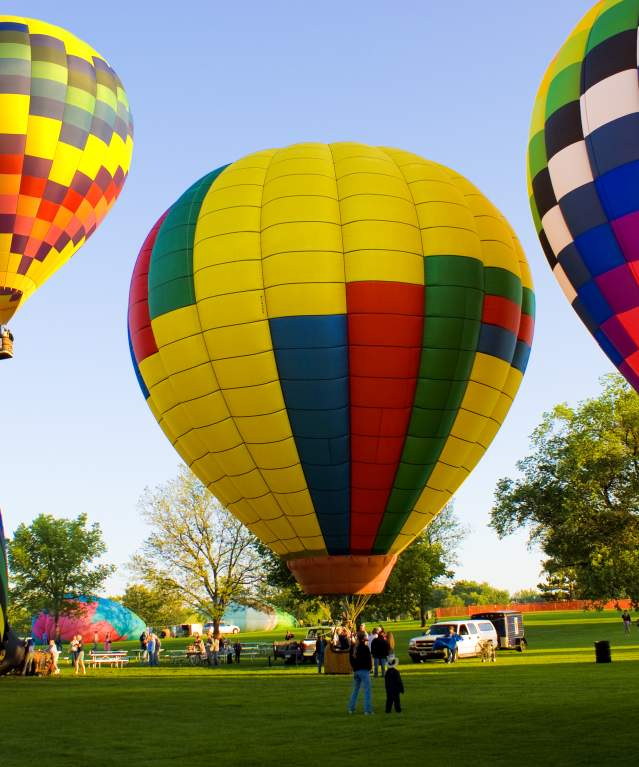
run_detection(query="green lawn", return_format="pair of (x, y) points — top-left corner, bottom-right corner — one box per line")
(2, 610), (638, 766)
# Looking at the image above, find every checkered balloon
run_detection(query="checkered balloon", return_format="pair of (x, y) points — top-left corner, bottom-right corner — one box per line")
(0, 16), (133, 324)
(528, 0), (639, 389)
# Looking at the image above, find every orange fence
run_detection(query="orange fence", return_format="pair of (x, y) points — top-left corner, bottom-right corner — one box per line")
(434, 598), (633, 618)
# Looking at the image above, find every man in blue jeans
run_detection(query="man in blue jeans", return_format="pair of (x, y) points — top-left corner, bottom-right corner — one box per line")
(348, 632), (373, 714)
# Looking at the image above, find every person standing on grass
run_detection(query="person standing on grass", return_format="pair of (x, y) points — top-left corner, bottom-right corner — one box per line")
(348, 631), (373, 715)
(139, 630), (148, 661)
(74, 635), (86, 676)
(371, 629), (390, 678)
(22, 637), (35, 675)
(152, 632), (161, 665)
(316, 633), (326, 674)
(234, 640), (241, 664)
(49, 639), (61, 676)
(146, 631), (156, 666)
(445, 626), (463, 664)
(104, 631), (112, 651)
(622, 610), (632, 634)
(384, 657), (404, 714)
(70, 635), (80, 670)
(386, 630), (396, 655)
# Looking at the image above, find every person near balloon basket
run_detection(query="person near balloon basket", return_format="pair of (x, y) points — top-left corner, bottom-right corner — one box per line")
(348, 632), (373, 715)
(316, 633), (326, 674)
(370, 628), (390, 678)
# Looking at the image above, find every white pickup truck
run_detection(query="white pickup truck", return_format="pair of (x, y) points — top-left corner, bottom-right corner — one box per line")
(408, 619), (498, 662)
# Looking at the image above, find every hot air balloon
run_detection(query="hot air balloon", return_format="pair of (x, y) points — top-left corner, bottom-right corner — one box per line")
(528, 0), (639, 390)
(128, 142), (534, 595)
(0, 16), (133, 354)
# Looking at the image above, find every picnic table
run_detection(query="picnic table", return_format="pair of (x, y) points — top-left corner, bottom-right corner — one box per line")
(88, 650), (129, 668)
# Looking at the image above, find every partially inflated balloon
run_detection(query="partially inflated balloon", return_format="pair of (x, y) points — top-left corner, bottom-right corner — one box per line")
(528, 0), (639, 389)
(0, 16), (133, 324)
(129, 143), (534, 594)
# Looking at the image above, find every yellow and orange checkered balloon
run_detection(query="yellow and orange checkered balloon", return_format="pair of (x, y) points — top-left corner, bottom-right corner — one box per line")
(0, 16), (133, 324)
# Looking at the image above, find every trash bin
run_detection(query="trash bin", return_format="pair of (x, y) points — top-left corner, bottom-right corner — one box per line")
(594, 640), (611, 663)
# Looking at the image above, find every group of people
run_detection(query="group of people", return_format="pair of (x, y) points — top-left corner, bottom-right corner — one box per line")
(190, 630), (241, 666)
(139, 629), (162, 665)
(347, 627), (404, 715)
(315, 623), (396, 677)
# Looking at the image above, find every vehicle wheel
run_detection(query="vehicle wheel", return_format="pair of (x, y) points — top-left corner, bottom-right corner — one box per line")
(410, 656), (420, 663)
(517, 641), (526, 653)
(232, 628), (239, 634)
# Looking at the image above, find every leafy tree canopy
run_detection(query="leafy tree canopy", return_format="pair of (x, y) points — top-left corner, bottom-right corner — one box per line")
(491, 374), (639, 604)
(118, 583), (195, 628)
(131, 467), (263, 632)
(8, 513), (114, 628)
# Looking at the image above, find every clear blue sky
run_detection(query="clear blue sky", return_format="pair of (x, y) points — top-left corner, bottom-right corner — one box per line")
(3, 0), (607, 595)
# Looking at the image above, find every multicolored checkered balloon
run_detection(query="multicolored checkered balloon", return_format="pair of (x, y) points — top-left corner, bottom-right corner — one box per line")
(528, 0), (639, 389)
(128, 143), (534, 594)
(0, 16), (133, 324)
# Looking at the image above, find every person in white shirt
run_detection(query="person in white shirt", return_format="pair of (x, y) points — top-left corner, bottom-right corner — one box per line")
(49, 639), (60, 675)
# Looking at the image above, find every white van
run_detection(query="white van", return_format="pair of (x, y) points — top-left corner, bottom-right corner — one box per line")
(408, 619), (498, 662)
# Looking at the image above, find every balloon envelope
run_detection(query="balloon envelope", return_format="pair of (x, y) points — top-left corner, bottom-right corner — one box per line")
(0, 16), (133, 324)
(129, 142), (534, 593)
(528, 0), (639, 389)
(32, 595), (145, 643)
(222, 603), (297, 633)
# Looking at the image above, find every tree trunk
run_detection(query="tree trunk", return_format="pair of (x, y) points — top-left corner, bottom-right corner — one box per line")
(419, 601), (426, 627)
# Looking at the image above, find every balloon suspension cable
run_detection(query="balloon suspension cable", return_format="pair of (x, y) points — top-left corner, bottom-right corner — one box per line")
(340, 594), (372, 631)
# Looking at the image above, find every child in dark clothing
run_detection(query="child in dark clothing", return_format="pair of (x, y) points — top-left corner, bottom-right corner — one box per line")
(384, 656), (404, 713)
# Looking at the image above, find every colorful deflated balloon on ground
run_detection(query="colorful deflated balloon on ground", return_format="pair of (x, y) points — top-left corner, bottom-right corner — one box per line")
(32, 595), (146, 643)
(128, 142), (534, 594)
(528, 0), (639, 389)
(0, 16), (133, 325)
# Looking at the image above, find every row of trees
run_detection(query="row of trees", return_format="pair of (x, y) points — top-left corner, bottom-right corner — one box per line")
(492, 374), (639, 605)
(8, 374), (637, 629)
(7, 469), (522, 632)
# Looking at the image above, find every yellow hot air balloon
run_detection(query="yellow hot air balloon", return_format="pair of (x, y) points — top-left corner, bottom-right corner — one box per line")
(128, 143), (534, 594)
(0, 16), (133, 350)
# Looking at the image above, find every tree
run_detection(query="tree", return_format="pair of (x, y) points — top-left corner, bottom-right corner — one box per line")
(448, 580), (511, 606)
(118, 583), (194, 627)
(536, 567), (578, 602)
(8, 513), (114, 632)
(510, 588), (544, 603)
(491, 374), (639, 604)
(132, 467), (263, 633)
(368, 504), (467, 625)
(253, 541), (334, 624)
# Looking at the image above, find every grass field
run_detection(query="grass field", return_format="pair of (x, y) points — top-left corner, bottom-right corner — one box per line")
(3, 610), (638, 766)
